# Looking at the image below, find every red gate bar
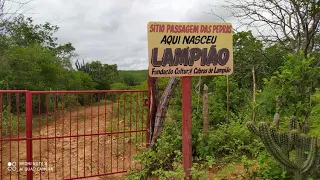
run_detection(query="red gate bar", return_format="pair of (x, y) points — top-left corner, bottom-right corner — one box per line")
(0, 89), (149, 180)
(26, 91), (33, 180)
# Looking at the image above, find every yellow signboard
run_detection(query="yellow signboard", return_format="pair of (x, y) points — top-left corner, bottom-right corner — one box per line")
(147, 22), (233, 77)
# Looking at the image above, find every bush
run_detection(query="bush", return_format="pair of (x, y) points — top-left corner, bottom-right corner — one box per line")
(126, 117), (265, 179)
(240, 151), (289, 179)
(256, 150), (289, 179)
(310, 88), (320, 137)
(195, 120), (263, 162)
(125, 121), (210, 179)
(110, 82), (127, 90)
(125, 122), (182, 179)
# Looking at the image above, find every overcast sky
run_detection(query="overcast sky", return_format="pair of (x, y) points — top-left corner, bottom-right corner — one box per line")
(6, 0), (242, 70)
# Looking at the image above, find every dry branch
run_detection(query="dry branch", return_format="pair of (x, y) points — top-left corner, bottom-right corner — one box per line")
(210, 0), (320, 56)
(150, 77), (179, 147)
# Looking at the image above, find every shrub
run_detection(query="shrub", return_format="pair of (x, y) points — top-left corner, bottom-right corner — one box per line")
(195, 120), (263, 162)
(125, 122), (182, 179)
(256, 150), (289, 179)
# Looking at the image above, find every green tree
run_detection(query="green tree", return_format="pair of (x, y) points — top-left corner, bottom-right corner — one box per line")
(66, 71), (97, 90)
(0, 44), (65, 90)
(122, 74), (139, 86)
(2, 16), (76, 69)
(75, 60), (119, 90)
(204, 76), (251, 125)
(256, 52), (320, 126)
(232, 31), (288, 89)
(119, 70), (148, 86)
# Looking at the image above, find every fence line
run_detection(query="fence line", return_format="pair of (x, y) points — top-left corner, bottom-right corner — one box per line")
(0, 90), (149, 180)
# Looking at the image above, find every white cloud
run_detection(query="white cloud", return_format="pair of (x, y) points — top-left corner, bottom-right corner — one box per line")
(5, 0), (239, 70)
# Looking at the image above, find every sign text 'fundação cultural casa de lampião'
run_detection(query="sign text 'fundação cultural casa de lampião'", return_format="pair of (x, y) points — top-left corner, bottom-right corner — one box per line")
(147, 22), (234, 77)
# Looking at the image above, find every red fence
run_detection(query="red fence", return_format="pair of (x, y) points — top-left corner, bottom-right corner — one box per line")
(0, 90), (149, 180)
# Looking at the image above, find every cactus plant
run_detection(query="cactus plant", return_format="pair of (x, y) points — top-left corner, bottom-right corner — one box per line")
(247, 118), (320, 180)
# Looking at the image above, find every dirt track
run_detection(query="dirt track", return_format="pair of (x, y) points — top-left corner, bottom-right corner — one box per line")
(0, 104), (145, 180)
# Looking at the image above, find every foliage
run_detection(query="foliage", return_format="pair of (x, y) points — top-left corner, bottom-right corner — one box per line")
(202, 76), (251, 125)
(0, 105), (24, 137)
(232, 31), (287, 89)
(3, 16), (76, 68)
(4, 16), (59, 48)
(150, 152), (185, 180)
(125, 120), (211, 180)
(66, 71), (97, 90)
(240, 151), (289, 179)
(310, 89), (320, 137)
(131, 80), (148, 90)
(196, 120), (263, 161)
(190, 162), (209, 180)
(256, 52), (320, 121)
(0, 7), (319, 179)
(247, 53), (320, 180)
(247, 118), (320, 179)
(110, 82), (128, 90)
(119, 70), (148, 87)
(0, 16), (120, 118)
(125, 122), (182, 179)
(0, 44), (64, 90)
(75, 60), (119, 90)
(141, 46), (320, 179)
(256, 150), (289, 180)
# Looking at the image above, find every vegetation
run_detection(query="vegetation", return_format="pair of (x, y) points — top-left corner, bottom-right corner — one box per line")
(0, 15), (148, 92)
(126, 20), (320, 180)
(0, 15), (148, 137)
(248, 119), (319, 179)
(0, 0), (319, 179)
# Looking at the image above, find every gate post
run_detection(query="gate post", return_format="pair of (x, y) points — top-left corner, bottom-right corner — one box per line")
(26, 91), (33, 180)
(146, 75), (153, 148)
(146, 75), (151, 147)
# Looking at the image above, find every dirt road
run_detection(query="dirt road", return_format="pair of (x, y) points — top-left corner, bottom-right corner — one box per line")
(0, 103), (145, 180)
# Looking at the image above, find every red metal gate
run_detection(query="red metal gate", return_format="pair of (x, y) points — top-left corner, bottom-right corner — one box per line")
(0, 90), (149, 180)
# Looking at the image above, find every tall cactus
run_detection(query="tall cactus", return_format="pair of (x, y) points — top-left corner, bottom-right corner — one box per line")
(247, 118), (320, 180)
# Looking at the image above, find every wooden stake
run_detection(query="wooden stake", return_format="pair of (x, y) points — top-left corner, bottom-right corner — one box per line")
(203, 84), (209, 136)
(252, 67), (256, 122)
(226, 75), (230, 123)
(197, 76), (201, 113)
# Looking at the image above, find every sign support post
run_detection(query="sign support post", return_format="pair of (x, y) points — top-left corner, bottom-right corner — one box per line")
(147, 21), (233, 180)
(182, 76), (192, 179)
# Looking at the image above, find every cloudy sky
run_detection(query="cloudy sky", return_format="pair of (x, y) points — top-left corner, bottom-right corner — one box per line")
(6, 0), (242, 70)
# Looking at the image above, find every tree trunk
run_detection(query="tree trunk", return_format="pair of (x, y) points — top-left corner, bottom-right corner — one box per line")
(150, 77), (179, 147)
(147, 76), (158, 146)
